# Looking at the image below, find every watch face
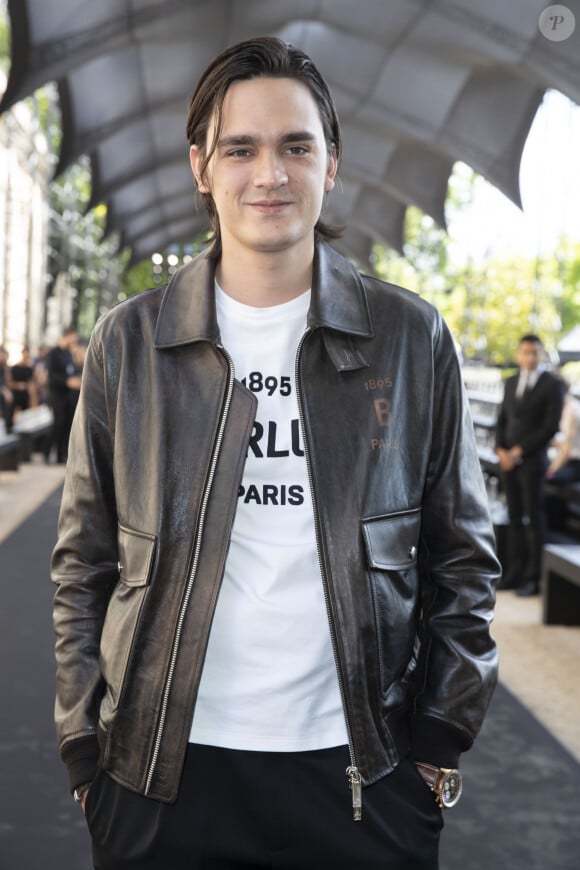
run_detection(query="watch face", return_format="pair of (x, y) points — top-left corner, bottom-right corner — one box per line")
(440, 770), (463, 808)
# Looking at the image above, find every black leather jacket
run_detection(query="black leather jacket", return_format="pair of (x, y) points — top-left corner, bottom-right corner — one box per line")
(52, 243), (499, 804)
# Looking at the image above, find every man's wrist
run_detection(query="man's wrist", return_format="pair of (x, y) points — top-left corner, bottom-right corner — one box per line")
(62, 732), (100, 795)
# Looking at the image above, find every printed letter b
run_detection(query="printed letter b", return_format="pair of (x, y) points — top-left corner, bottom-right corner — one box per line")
(374, 398), (391, 428)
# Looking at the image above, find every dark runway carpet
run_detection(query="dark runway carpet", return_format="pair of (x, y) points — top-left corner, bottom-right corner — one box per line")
(1, 488), (580, 869)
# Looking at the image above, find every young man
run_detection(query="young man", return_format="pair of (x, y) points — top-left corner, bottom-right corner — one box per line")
(52, 37), (499, 869)
(495, 334), (563, 596)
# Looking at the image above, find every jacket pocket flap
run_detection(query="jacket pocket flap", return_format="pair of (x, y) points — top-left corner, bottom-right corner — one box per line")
(362, 510), (421, 570)
(117, 525), (157, 587)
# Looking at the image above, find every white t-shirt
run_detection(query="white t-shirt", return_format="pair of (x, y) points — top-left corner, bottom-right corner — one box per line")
(188, 284), (348, 751)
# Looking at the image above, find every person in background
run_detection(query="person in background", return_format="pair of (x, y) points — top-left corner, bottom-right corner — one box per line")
(33, 345), (50, 407)
(52, 36), (499, 870)
(9, 346), (35, 416)
(66, 338), (88, 426)
(544, 380), (580, 531)
(46, 327), (80, 463)
(495, 334), (563, 596)
(0, 346), (14, 432)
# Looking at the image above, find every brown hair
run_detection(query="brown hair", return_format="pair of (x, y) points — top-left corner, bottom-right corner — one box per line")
(186, 36), (343, 257)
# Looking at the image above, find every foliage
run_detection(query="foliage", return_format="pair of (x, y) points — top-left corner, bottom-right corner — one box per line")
(120, 259), (155, 301)
(30, 84), (62, 153)
(372, 164), (580, 366)
(0, 4), (9, 71)
(120, 236), (211, 301)
(554, 242), (580, 335)
(47, 159), (125, 337)
(376, 240), (579, 366)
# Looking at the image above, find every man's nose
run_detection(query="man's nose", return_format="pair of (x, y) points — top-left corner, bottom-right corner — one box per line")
(254, 151), (288, 188)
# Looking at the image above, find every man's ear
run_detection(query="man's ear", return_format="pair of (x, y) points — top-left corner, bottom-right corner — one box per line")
(190, 145), (210, 193)
(324, 145), (338, 193)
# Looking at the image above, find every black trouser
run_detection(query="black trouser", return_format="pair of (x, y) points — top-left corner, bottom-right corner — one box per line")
(0, 390), (13, 432)
(49, 390), (71, 462)
(502, 458), (546, 586)
(86, 744), (443, 869)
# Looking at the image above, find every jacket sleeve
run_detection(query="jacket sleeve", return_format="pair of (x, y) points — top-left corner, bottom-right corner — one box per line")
(412, 316), (500, 768)
(51, 324), (119, 793)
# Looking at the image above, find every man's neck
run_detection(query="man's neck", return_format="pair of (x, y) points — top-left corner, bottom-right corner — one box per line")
(216, 241), (314, 308)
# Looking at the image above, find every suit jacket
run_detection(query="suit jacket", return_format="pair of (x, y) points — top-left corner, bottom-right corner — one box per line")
(495, 370), (563, 460)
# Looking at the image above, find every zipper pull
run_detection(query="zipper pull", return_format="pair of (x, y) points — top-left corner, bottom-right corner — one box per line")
(346, 765), (362, 821)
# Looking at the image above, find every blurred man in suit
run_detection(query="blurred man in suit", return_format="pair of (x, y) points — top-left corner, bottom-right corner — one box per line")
(495, 334), (563, 595)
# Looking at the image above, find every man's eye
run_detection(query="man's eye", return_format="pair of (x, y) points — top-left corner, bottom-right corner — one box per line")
(227, 149), (252, 158)
(286, 146), (308, 155)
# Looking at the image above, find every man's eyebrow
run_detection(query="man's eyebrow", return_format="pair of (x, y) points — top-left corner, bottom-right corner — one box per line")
(217, 131), (317, 148)
(280, 131), (317, 144)
(217, 135), (256, 149)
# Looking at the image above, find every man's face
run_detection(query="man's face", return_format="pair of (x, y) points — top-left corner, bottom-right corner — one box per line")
(516, 340), (542, 372)
(190, 76), (337, 259)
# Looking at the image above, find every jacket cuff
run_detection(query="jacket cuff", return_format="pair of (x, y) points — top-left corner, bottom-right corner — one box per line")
(61, 734), (100, 794)
(411, 714), (472, 769)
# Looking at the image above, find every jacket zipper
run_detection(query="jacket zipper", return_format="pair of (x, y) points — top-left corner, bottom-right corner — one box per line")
(295, 328), (362, 821)
(145, 348), (235, 795)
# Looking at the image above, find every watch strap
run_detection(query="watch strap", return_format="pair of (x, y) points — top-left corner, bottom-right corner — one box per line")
(415, 762), (462, 809)
(415, 761), (440, 791)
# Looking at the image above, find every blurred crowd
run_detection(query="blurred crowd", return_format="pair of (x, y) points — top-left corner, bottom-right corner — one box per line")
(0, 327), (87, 463)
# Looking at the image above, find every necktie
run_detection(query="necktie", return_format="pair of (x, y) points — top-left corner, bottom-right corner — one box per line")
(517, 373), (530, 398)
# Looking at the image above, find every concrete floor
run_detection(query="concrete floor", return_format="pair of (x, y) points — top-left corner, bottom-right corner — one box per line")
(2, 455), (579, 763)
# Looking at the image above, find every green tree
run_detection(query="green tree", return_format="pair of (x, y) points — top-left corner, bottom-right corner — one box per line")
(0, 3), (9, 72)
(371, 163), (580, 366)
(553, 240), (580, 337)
(47, 159), (126, 336)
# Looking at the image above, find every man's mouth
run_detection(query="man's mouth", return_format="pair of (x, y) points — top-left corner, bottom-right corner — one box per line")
(248, 200), (292, 211)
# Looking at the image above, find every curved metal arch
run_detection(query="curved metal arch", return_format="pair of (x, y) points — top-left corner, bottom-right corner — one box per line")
(2, 0), (579, 266)
(0, 0), (196, 111)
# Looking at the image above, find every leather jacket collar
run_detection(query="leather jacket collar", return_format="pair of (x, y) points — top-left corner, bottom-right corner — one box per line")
(153, 242), (374, 350)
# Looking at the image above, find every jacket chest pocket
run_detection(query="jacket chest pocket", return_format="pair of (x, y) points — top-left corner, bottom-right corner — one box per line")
(362, 509), (421, 696)
(99, 525), (157, 722)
